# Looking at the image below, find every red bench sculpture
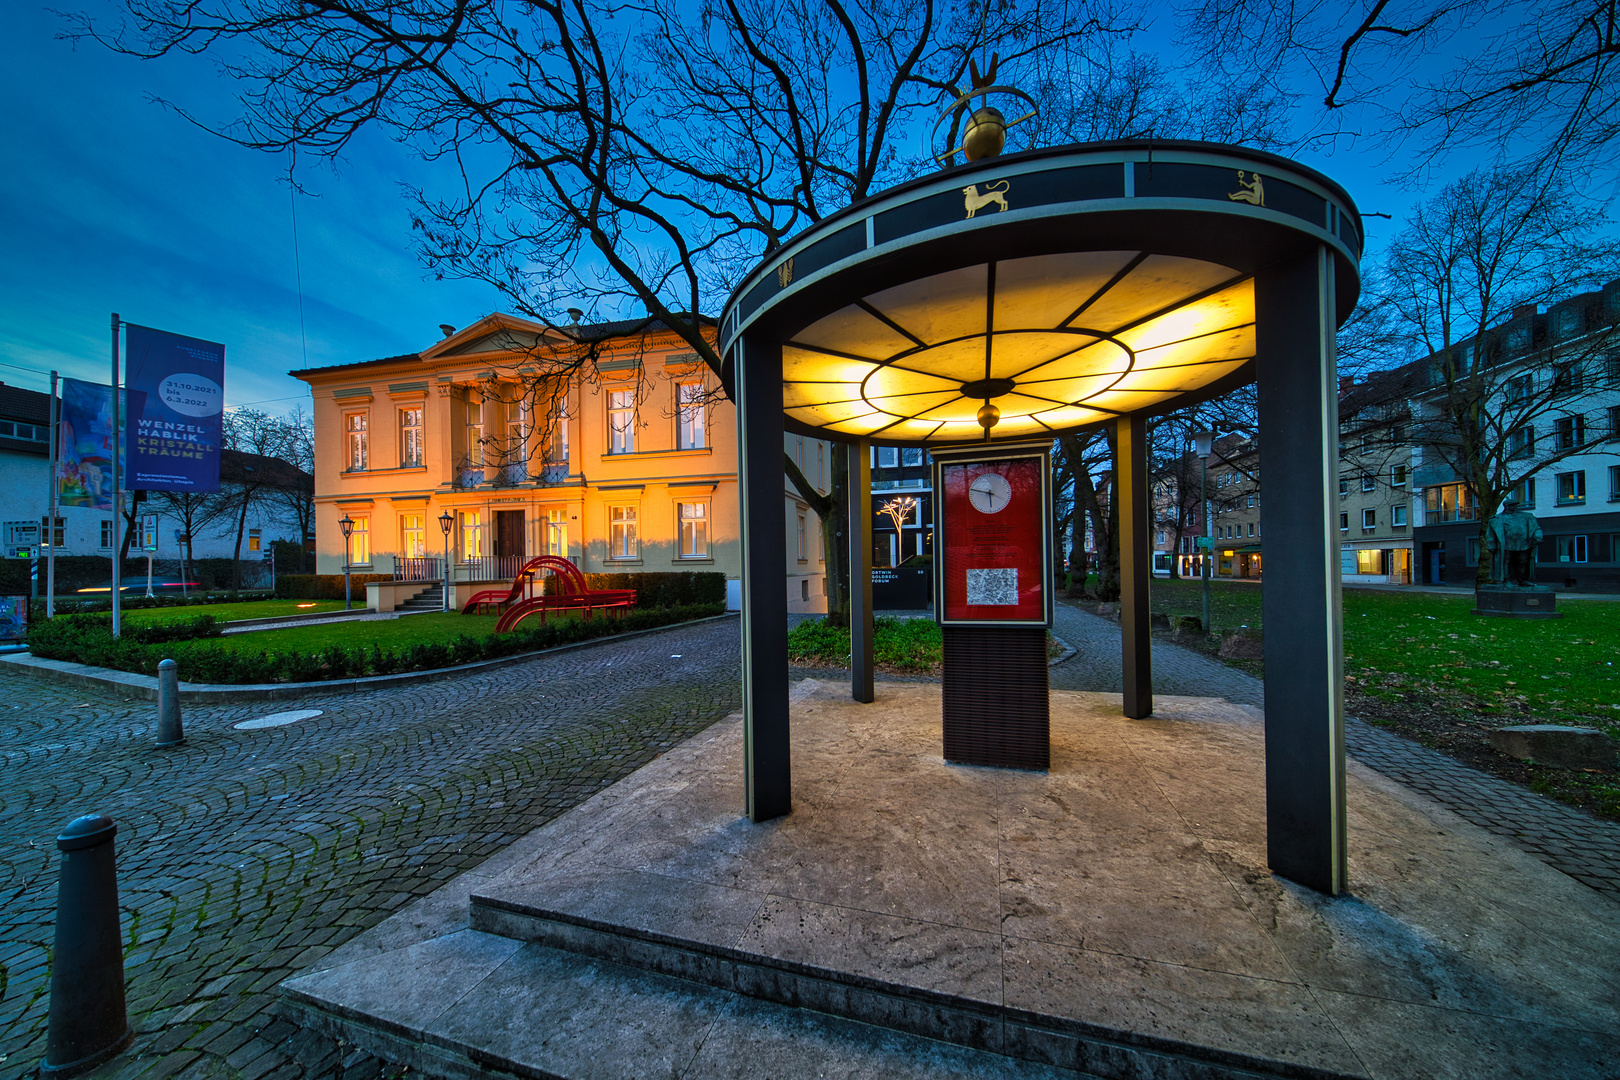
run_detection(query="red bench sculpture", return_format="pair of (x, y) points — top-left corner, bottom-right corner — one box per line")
(459, 555), (636, 631)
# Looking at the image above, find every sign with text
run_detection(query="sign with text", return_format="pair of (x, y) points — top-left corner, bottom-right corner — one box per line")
(934, 447), (1052, 628)
(142, 514), (160, 552)
(57, 378), (143, 511)
(124, 324), (225, 493)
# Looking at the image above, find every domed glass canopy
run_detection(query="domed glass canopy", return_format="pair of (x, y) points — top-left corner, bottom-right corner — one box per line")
(779, 250), (1253, 442)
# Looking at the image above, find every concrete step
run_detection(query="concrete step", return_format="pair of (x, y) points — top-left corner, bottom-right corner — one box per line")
(462, 890), (1358, 1080)
(279, 930), (1098, 1080)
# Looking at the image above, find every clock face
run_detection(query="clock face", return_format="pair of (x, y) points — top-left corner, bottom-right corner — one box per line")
(968, 472), (1012, 514)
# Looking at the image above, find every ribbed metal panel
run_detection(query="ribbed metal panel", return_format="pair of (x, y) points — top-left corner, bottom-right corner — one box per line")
(941, 627), (1050, 770)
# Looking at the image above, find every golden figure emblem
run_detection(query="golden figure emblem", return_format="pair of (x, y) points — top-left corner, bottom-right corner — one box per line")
(932, 55), (1039, 167)
(1228, 170), (1265, 206)
(963, 181), (1010, 218)
(777, 257), (795, 288)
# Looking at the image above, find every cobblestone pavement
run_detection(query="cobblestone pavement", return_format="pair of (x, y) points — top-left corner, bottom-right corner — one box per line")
(1049, 600), (1620, 904)
(0, 619), (742, 1080)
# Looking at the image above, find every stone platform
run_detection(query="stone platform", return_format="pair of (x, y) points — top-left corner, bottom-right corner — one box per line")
(278, 681), (1620, 1079)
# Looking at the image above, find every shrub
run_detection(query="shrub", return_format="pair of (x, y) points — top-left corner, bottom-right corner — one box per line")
(27, 602), (726, 683)
(581, 571), (726, 607)
(274, 574), (394, 600)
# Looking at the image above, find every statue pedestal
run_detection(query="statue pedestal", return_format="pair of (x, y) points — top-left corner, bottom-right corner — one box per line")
(1473, 586), (1562, 619)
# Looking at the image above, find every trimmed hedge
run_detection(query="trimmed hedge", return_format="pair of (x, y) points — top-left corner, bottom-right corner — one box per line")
(580, 572), (726, 607)
(274, 574), (394, 600)
(34, 591), (270, 619)
(28, 603), (726, 684)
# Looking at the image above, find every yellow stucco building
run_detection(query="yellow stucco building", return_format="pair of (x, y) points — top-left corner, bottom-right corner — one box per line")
(291, 314), (829, 611)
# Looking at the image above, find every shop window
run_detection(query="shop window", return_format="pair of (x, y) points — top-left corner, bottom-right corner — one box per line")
(1556, 535), (1589, 563)
(1355, 549), (1386, 574)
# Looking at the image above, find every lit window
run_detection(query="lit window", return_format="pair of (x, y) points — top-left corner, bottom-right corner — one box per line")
(608, 389), (636, 453)
(678, 502), (708, 558)
(400, 407), (423, 468)
(459, 510), (484, 561)
(1362, 508), (1376, 530)
(1557, 471), (1586, 504)
(248, 528), (262, 553)
(546, 508), (568, 557)
(677, 382), (706, 449)
(609, 504), (638, 559)
(346, 412), (369, 471)
(1355, 549), (1386, 574)
(400, 513), (425, 558)
(1509, 479), (1536, 507)
(1425, 483), (1476, 524)
(348, 516), (371, 564)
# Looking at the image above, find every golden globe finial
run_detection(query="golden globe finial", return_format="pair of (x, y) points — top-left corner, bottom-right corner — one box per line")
(932, 53), (1039, 168)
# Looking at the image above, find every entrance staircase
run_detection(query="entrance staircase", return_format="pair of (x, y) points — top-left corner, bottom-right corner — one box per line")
(399, 583), (446, 613)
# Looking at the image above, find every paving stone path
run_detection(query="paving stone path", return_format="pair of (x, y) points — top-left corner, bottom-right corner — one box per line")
(1048, 601), (1620, 904)
(0, 620), (742, 1080)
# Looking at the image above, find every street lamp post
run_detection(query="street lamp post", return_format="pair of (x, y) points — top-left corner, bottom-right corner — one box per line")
(438, 510), (454, 612)
(339, 514), (354, 611)
(1192, 430), (1214, 635)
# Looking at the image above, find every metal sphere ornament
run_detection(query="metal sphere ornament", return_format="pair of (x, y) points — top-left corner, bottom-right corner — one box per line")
(932, 55), (1038, 167)
(976, 401), (1002, 432)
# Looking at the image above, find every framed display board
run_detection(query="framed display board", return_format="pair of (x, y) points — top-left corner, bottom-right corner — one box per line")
(933, 444), (1053, 628)
(0, 595), (28, 644)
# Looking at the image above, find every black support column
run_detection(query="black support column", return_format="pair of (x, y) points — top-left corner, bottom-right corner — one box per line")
(1117, 414), (1152, 718)
(736, 333), (791, 821)
(849, 438), (874, 703)
(1255, 246), (1347, 895)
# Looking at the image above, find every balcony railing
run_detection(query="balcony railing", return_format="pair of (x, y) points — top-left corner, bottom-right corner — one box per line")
(394, 557), (443, 582)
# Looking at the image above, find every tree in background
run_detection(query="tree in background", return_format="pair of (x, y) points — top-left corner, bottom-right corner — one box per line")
(1365, 168), (1620, 585)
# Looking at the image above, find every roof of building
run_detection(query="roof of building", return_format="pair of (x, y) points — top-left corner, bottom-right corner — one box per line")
(288, 313), (716, 379)
(0, 382), (51, 424)
(219, 448), (312, 489)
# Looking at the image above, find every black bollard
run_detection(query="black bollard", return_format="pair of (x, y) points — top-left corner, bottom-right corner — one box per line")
(155, 659), (184, 747)
(42, 815), (132, 1077)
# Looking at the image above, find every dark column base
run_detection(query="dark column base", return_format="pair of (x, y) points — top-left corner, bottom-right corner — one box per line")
(1473, 586), (1562, 618)
(942, 627), (1049, 771)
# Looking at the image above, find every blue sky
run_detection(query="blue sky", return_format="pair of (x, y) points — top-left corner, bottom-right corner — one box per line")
(0, 2), (1450, 417)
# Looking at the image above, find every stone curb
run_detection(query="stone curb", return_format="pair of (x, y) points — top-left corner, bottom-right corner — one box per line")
(1047, 632), (1077, 667)
(0, 613), (739, 704)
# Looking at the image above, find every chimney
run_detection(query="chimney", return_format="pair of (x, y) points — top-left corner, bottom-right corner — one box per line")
(1512, 304), (1536, 320)
(438, 323), (456, 338)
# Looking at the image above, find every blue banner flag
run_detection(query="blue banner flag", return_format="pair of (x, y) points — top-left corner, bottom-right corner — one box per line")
(124, 324), (225, 492)
(57, 377), (143, 511)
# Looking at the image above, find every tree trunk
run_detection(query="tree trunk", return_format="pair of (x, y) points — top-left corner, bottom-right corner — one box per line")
(231, 494), (250, 589)
(785, 450), (847, 628)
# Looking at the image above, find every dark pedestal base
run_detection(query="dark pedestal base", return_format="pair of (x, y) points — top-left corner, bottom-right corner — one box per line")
(942, 626), (1049, 770)
(1473, 586), (1562, 618)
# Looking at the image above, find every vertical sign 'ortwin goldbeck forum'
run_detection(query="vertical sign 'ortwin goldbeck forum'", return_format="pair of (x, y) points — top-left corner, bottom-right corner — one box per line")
(123, 324), (225, 493)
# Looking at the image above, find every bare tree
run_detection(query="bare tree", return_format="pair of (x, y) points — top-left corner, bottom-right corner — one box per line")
(1180, 0), (1620, 186)
(75, 0), (1131, 626)
(1368, 167), (1620, 585)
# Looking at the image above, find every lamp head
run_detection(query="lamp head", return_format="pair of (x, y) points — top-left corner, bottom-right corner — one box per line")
(438, 510), (455, 533)
(338, 514), (354, 538)
(1192, 430), (1214, 458)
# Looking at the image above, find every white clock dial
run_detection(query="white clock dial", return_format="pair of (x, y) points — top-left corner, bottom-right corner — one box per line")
(968, 472), (1012, 514)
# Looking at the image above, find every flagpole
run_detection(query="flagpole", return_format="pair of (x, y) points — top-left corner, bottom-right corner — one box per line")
(111, 314), (122, 639)
(47, 370), (59, 618)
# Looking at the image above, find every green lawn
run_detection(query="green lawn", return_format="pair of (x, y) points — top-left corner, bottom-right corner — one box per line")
(214, 611), (512, 653)
(1143, 579), (1618, 731)
(123, 599), (347, 625)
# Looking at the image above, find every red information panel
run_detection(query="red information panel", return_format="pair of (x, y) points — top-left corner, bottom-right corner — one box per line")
(937, 453), (1051, 626)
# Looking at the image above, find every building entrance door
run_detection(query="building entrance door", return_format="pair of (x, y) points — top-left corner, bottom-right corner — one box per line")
(494, 510), (526, 563)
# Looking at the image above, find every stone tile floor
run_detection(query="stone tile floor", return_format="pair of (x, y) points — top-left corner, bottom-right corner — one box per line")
(1, 603), (1614, 1079)
(0, 620), (741, 1080)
